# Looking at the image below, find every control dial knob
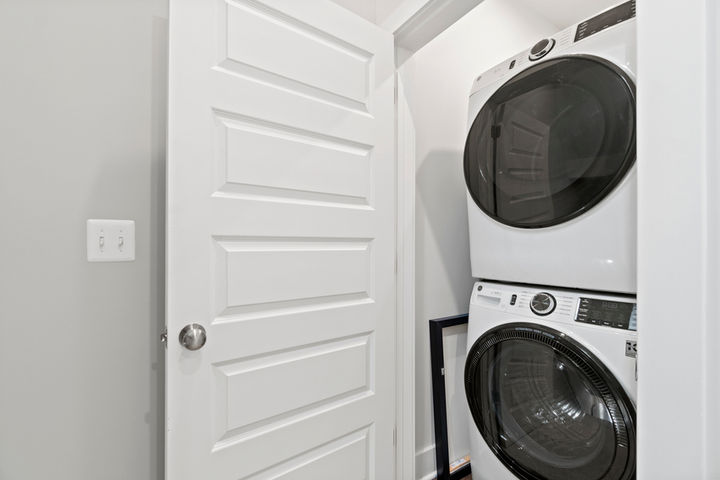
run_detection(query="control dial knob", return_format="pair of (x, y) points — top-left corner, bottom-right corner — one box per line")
(529, 38), (555, 61)
(530, 292), (556, 316)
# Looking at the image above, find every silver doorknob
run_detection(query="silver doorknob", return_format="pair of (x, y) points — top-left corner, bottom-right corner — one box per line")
(179, 324), (207, 351)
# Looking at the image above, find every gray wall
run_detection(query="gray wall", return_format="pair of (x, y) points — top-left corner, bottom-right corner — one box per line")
(0, 1), (168, 479)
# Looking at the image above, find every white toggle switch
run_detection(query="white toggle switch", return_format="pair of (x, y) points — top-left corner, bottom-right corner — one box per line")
(87, 219), (135, 262)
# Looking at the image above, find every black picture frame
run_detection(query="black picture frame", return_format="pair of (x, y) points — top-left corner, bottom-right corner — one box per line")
(429, 314), (472, 480)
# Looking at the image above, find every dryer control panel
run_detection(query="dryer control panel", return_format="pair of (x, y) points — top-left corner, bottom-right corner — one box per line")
(575, 0), (636, 43)
(469, 0), (636, 96)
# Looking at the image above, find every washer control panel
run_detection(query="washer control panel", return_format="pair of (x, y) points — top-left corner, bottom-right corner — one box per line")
(575, 297), (637, 331)
(471, 281), (637, 331)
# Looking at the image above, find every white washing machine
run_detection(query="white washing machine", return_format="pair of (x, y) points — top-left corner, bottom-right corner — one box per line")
(464, 1), (637, 293)
(465, 280), (637, 480)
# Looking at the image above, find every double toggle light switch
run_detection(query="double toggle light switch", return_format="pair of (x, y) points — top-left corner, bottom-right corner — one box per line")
(87, 219), (135, 262)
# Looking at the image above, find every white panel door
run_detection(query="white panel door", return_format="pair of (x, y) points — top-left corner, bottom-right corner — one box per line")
(166, 1), (396, 479)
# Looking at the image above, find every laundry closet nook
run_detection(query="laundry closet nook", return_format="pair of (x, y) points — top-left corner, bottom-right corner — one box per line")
(400, 1), (720, 479)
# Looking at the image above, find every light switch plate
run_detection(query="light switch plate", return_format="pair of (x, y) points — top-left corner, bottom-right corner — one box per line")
(87, 219), (135, 262)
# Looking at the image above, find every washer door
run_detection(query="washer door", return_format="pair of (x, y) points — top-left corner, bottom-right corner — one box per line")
(464, 56), (635, 228)
(465, 323), (635, 480)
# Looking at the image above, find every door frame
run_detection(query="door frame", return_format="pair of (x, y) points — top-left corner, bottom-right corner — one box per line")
(635, 1), (720, 478)
(388, 2), (483, 479)
(395, 72), (416, 480)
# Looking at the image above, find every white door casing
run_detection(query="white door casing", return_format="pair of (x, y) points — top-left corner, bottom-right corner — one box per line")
(166, 1), (396, 478)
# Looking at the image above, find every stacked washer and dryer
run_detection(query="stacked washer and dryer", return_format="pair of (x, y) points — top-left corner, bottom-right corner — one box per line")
(462, 2), (638, 479)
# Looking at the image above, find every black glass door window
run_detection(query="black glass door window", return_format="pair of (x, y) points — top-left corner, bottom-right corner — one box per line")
(465, 323), (635, 480)
(464, 56), (635, 228)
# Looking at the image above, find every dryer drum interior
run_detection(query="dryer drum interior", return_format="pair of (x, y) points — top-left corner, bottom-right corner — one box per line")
(464, 55), (636, 228)
(464, 323), (636, 480)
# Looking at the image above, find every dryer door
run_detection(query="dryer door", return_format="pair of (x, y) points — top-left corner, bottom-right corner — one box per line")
(464, 56), (635, 228)
(465, 323), (635, 480)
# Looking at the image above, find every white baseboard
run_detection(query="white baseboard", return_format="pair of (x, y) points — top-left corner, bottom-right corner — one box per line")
(415, 444), (436, 480)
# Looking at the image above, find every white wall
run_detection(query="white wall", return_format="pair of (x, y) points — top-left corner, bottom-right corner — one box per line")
(514, 0), (619, 30)
(398, 2), (559, 478)
(376, 0), (408, 25)
(329, 0), (410, 26)
(330, 0), (377, 23)
(0, 1), (168, 479)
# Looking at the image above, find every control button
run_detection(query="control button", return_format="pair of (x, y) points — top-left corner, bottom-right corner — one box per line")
(477, 285), (483, 291)
(510, 294), (517, 306)
(530, 292), (556, 316)
(528, 38), (555, 61)
(530, 39), (549, 55)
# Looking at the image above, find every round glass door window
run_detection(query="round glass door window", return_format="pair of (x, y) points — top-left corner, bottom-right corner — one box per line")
(465, 323), (636, 480)
(464, 56), (636, 228)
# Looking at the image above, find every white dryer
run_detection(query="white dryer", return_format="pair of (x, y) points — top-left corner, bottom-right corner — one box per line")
(464, 1), (637, 293)
(465, 280), (637, 480)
